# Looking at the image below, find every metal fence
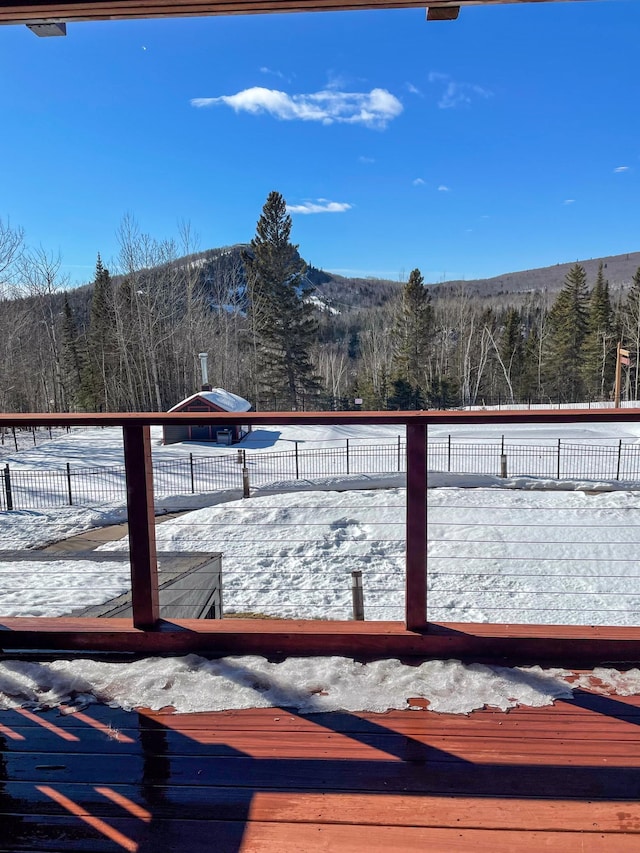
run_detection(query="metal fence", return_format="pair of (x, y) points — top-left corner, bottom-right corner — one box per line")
(3, 437), (640, 511)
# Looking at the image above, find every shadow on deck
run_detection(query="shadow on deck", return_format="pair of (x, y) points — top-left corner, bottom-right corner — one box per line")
(2, 682), (640, 851)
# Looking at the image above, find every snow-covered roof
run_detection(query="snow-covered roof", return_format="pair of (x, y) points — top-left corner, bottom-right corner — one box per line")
(168, 389), (251, 414)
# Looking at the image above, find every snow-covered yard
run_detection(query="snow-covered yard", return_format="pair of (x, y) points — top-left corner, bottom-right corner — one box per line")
(2, 416), (640, 715)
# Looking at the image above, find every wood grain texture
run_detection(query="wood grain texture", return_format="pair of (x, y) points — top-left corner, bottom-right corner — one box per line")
(3, 695), (640, 851)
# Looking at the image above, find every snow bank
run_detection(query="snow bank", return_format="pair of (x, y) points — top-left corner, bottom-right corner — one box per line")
(0, 655), (577, 715)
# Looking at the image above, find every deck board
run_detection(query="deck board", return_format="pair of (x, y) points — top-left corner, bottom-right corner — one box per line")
(3, 691), (640, 851)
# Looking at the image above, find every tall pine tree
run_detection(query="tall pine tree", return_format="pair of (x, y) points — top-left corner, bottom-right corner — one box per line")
(244, 191), (320, 409)
(80, 254), (117, 411)
(390, 267), (432, 408)
(581, 262), (614, 400)
(60, 295), (84, 410)
(544, 263), (589, 401)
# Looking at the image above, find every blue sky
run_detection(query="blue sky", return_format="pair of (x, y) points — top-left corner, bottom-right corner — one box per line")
(0, 0), (638, 285)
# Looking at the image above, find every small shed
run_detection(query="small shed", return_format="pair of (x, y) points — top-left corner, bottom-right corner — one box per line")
(163, 388), (252, 445)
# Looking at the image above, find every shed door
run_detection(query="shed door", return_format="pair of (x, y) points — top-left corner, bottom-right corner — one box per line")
(190, 426), (212, 441)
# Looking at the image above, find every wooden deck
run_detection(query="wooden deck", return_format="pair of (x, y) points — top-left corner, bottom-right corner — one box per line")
(2, 688), (640, 851)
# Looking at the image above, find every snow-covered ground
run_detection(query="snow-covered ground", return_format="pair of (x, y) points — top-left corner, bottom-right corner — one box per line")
(2, 416), (640, 715)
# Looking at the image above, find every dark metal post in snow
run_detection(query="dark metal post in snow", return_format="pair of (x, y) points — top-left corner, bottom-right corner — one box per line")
(295, 441), (300, 479)
(346, 439), (350, 475)
(66, 462), (73, 506)
(397, 435), (402, 472)
(242, 465), (250, 498)
(12, 427), (17, 452)
(557, 439), (561, 479)
(617, 439), (623, 481)
(3, 465), (13, 512)
(351, 570), (364, 620)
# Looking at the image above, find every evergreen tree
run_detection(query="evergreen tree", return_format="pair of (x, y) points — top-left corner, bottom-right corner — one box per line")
(60, 295), (84, 410)
(581, 262), (614, 400)
(497, 307), (524, 401)
(391, 268), (432, 405)
(80, 254), (117, 410)
(544, 263), (589, 401)
(244, 192), (320, 409)
(387, 377), (424, 410)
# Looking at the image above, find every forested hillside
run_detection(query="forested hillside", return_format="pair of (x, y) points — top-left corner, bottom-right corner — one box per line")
(1, 203), (640, 414)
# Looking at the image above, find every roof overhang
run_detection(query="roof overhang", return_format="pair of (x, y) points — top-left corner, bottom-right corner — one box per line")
(0, 0), (575, 28)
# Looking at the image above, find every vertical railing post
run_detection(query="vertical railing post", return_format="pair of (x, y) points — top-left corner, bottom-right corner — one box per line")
(447, 434), (451, 473)
(346, 439), (350, 475)
(397, 435), (401, 472)
(295, 441), (300, 479)
(123, 424), (159, 629)
(557, 438), (561, 480)
(406, 421), (428, 631)
(189, 453), (195, 494)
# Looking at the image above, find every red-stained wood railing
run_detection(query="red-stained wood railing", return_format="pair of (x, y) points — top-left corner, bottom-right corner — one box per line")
(2, 408), (640, 665)
(122, 425), (159, 629)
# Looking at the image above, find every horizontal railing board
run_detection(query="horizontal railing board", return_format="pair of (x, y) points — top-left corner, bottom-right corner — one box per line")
(1, 619), (640, 665)
(2, 408), (640, 427)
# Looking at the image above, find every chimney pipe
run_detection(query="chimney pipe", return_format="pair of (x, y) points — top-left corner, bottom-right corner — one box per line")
(198, 352), (211, 391)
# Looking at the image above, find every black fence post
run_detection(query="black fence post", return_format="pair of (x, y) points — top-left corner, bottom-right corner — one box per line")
(66, 462), (73, 506)
(557, 439), (561, 479)
(12, 427), (17, 452)
(351, 570), (364, 620)
(617, 439), (623, 481)
(4, 464), (13, 511)
(189, 453), (195, 494)
(397, 435), (401, 472)
(295, 441), (299, 479)
(447, 435), (451, 473)
(346, 439), (350, 475)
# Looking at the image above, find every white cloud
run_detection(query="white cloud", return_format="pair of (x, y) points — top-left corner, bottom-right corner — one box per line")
(563, 199), (575, 205)
(413, 178), (425, 186)
(428, 71), (492, 109)
(190, 87), (403, 129)
(438, 185), (450, 192)
(406, 82), (422, 96)
(614, 165), (629, 173)
(286, 200), (353, 215)
(358, 156), (375, 164)
(259, 66), (288, 80)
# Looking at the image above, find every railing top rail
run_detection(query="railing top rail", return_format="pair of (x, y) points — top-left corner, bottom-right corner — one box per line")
(1, 408), (640, 428)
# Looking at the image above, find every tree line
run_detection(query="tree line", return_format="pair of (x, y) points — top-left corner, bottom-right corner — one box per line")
(1, 197), (640, 414)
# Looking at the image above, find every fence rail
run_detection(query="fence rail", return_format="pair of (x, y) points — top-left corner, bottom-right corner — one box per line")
(3, 437), (640, 510)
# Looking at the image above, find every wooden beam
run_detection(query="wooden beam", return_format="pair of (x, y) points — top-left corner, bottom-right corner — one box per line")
(427, 4), (459, 19)
(3, 408), (640, 429)
(2, 619), (640, 666)
(405, 423), (428, 631)
(122, 425), (159, 629)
